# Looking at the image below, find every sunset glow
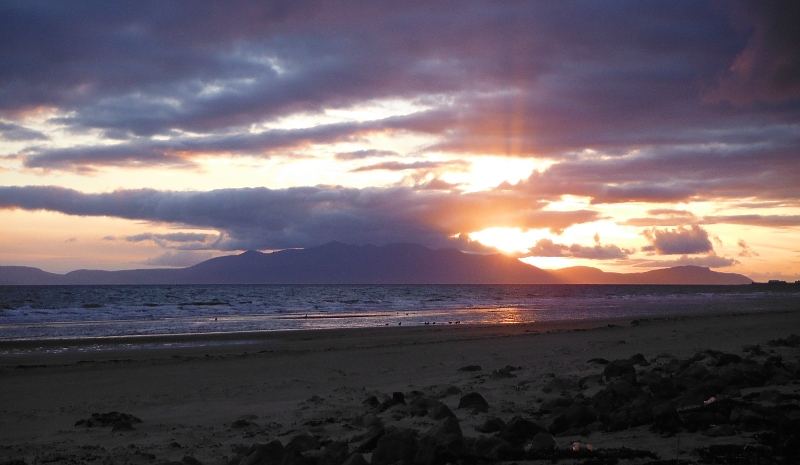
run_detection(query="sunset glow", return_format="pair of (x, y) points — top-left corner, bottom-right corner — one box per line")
(1, 2), (799, 281)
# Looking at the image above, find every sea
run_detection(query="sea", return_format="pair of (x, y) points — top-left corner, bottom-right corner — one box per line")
(1, 284), (799, 354)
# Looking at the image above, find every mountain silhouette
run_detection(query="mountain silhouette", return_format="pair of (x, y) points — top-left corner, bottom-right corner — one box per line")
(0, 242), (752, 285)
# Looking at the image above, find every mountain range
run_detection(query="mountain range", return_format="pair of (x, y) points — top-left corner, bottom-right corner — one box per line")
(0, 242), (752, 285)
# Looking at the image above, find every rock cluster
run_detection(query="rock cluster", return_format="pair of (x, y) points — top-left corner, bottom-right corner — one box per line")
(74, 411), (142, 431)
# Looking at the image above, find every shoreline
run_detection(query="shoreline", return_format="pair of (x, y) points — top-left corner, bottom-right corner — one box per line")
(2, 309), (799, 464)
(1, 306), (796, 359)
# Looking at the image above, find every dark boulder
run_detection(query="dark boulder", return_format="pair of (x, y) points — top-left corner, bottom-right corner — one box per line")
(75, 411), (143, 429)
(524, 432), (556, 451)
(716, 353), (742, 367)
(549, 404), (597, 434)
(281, 449), (308, 465)
(371, 428), (418, 465)
(475, 417), (505, 433)
(240, 440), (285, 465)
(362, 396), (381, 411)
(457, 365), (482, 372)
(286, 434), (320, 453)
(470, 436), (523, 461)
(578, 374), (604, 390)
(628, 353), (650, 366)
(498, 415), (546, 445)
(355, 425), (385, 452)
(315, 442), (349, 465)
(457, 392), (489, 413)
(414, 417), (467, 465)
(538, 396), (574, 415)
(490, 365), (517, 379)
(340, 454), (368, 465)
(542, 377), (578, 393)
(435, 385), (462, 398)
(603, 360), (636, 380)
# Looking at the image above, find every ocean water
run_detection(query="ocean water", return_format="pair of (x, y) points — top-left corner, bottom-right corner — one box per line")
(1, 284), (798, 345)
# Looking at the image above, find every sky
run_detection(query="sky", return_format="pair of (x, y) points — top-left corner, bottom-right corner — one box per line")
(0, 1), (799, 281)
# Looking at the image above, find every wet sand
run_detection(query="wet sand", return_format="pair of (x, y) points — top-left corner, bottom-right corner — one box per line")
(2, 309), (799, 464)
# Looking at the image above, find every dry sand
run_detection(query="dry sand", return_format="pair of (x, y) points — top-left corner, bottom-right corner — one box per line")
(2, 310), (800, 464)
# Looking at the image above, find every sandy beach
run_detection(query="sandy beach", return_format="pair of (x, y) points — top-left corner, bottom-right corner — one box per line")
(2, 310), (800, 465)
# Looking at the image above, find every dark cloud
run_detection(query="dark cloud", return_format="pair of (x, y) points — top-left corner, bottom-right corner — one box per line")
(335, 149), (398, 161)
(707, 0), (800, 104)
(22, 120), (389, 170)
(0, 1), (798, 255)
(642, 224), (714, 255)
(638, 254), (739, 269)
(0, 185), (601, 251)
(737, 239), (759, 258)
(2, 2), (795, 170)
(350, 160), (469, 173)
(522, 238), (633, 260)
(510, 140), (800, 205)
(624, 209), (698, 227)
(0, 121), (48, 141)
(702, 214), (800, 228)
(125, 232), (219, 250)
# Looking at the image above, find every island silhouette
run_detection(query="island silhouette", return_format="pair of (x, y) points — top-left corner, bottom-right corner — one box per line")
(0, 242), (752, 285)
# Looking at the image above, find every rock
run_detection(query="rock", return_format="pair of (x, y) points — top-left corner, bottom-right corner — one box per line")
(112, 420), (135, 431)
(457, 365), (482, 372)
(231, 419), (254, 429)
(352, 412), (382, 428)
(716, 353), (742, 367)
(371, 428), (418, 465)
(743, 344), (767, 355)
(578, 374), (604, 390)
(588, 358), (609, 365)
(498, 415), (546, 445)
(355, 424), (385, 452)
(524, 432), (556, 451)
(286, 434), (320, 452)
(767, 334), (800, 347)
(415, 417), (467, 465)
(640, 372), (678, 400)
(340, 453), (368, 465)
(280, 449), (308, 465)
(378, 392), (406, 412)
(315, 442), (350, 465)
(76, 411), (143, 429)
(181, 456), (202, 465)
(470, 436), (524, 461)
(542, 377), (578, 393)
(475, 417), (505, 433)
(704, 424), (737, 437)
(457, 392), (489, 413)
(538, 396), (574, 414)
(549, 404), (597, 434)
(410, 396), (452, 419)
(603, 360), (636, 380)
(428, 403), (456, 420)
(490, 365), (517, 379)
(675, 364), (711, 390)
(435, 385), (462, 398)
(362, 396), (381, 410)
(628, 353), (650, 366)
(240, 440), (285, 465)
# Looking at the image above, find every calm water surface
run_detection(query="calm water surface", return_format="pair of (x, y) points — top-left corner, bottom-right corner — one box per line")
(1, 284), (798, 344)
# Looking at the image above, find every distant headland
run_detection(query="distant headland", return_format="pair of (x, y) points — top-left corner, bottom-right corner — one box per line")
(0, 242), (753, 285)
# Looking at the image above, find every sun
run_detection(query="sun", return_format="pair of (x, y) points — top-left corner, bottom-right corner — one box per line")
(468, 227), (552, 254)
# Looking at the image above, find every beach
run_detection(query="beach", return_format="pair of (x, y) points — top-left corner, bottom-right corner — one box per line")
(2, 309), (800, 465)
